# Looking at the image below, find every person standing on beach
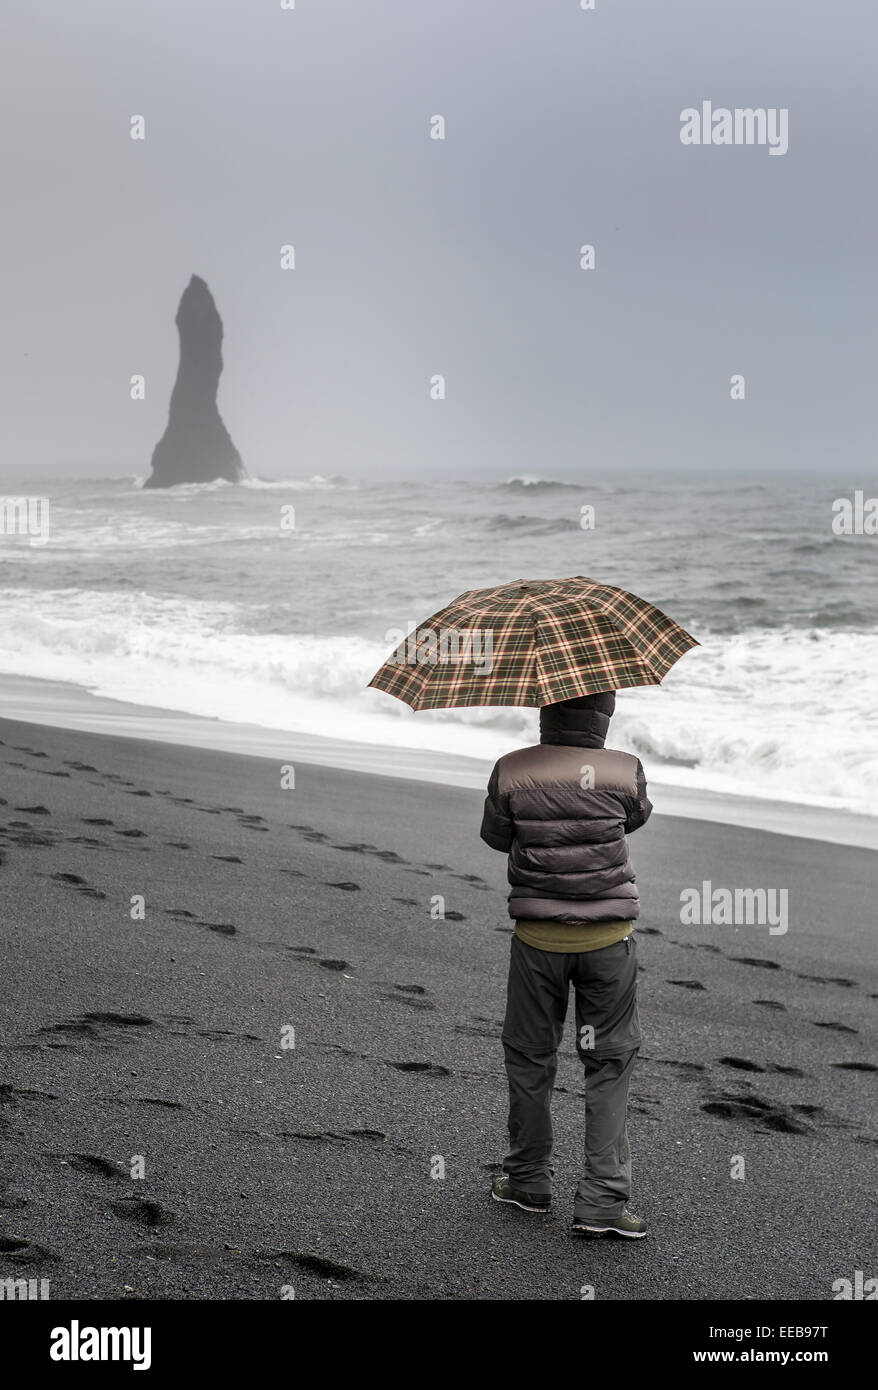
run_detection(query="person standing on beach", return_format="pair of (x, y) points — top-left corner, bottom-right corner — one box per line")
(480, 691), (651, 1237)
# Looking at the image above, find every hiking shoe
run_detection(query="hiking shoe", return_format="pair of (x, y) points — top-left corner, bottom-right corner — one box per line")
(571, 1208), (647, 1238)
(491, 1174), (551, 1213)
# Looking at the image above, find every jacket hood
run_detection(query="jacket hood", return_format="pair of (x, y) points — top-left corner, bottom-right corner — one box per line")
(539, 691), (616, 748)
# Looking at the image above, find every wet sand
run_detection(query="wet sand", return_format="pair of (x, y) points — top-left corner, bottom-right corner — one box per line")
(0, 716), (875, 1300)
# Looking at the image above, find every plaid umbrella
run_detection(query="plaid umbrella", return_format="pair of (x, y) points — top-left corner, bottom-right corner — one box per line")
(368, 576), (698, 709)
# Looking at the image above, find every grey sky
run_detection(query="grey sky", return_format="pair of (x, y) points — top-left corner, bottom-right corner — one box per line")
(1, 0), (875, 481)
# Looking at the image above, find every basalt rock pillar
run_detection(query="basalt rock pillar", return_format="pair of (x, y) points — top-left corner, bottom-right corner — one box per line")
(144, 274), (245, 488)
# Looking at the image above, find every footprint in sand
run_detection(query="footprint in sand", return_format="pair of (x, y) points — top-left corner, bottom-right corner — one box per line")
(48, 871), (106, 900)
(289, 824), (328, 842)
(274, 1129), (386, 1146)
(39, 1012), (154, 1041)
(60, 1154), (124, 1180)
(319, 959), (349, 971)
(383, 992), (435, 1011)
(111, 1198), (173, 1228)
(718, 1057), (805, 1077)
(813, 1021), (858, 1034)
(282, 1252), (371, 1284)
(731, 957), (781, 970)
(35, 1023), (151, 1050)
(0, 1235), (56, 1263)
(0, 1084), (59, 1106)
(197, 1029), (261, 1042)
(213, 854), (242, 862)
(2, 824), (55, 847)
(277, 1129), (346, 1144)
(323, 881), (361, 892)
(162, 907), (235, 935)
(830, 1061), (877, 1072)
(333, 842), (404, 863)
(14, 805), (51, 815)
(701, 1091), (811, 1136)
(667, 979), (707, 990)
(389, 1061), (451, 1077)
(130, 1097), (186, 1109)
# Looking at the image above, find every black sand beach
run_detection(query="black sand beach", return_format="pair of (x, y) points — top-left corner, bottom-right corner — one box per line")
(0, 716), (875, 1301)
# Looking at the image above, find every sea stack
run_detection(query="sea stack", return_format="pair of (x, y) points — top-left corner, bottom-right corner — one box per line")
(144, 274), (245, 488)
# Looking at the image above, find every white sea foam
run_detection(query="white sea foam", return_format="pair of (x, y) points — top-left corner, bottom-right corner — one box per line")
(239, 474), (353, 490)
(130, 473), (350, 495)
(0, 587), (875, 815)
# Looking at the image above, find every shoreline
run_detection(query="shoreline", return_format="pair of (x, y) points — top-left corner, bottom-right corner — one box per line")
(0, 671), (875, 851)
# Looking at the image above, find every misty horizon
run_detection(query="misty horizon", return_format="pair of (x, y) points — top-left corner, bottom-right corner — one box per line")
(3, 0), (877, 482)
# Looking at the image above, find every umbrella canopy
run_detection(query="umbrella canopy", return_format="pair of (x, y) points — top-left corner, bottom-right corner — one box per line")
(368, 576), (698, 710)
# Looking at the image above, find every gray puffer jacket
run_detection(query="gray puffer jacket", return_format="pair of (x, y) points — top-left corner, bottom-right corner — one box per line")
(480, 692), (652, 924)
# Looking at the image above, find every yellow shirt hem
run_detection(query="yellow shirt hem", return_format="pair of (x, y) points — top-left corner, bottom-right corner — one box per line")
(514, 919), (634, 953)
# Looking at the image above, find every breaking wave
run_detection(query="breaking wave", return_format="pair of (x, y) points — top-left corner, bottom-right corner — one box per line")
(0, 588), (875, 815)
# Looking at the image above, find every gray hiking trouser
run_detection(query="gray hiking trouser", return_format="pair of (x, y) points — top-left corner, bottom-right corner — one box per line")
(501, 931), (641, 1218)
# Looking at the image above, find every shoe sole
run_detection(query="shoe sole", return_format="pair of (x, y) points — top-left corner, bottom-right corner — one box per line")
(491, 1191), (551, 1214)
(570, 1223), (647, 1238)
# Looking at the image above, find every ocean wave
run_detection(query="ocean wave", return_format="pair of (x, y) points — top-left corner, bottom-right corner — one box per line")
(239, 474), (353, 490)
(486, 513), (581, 534)
(131, 473), (351, 495)
(0, 591), (876, 816)
(133, 477), (237, 495)
(500, 476), (580, 492)
(808, 602), (877, 628)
